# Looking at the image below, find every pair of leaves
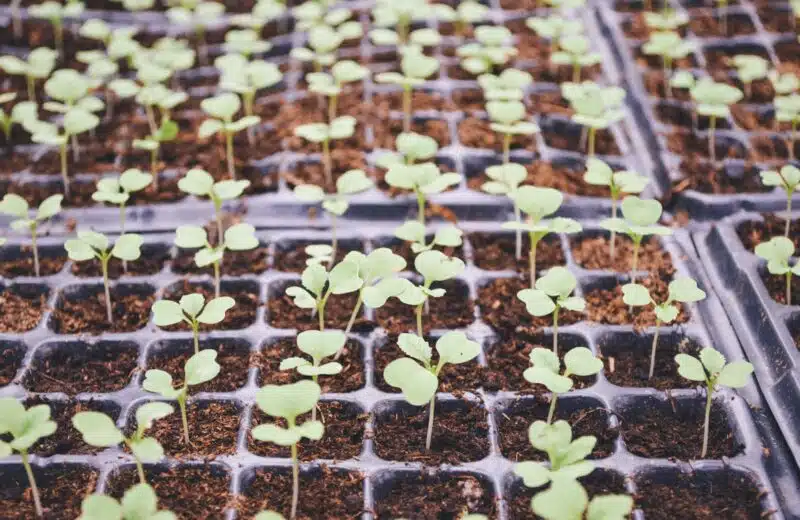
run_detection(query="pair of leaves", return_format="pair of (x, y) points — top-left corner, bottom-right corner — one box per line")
(153, 294), (236, 328)
(531, 478), (633, 520)
(0, 193), (62, 232)
(376, 132), (439, 167)
(294, 116), (356, 143)
(79, 483), (176, 520)
(690, 78), (743, 117)
(280, 329), (346, 377)
(175, 224), (259, 267)
(760, 165), (800, 194)
(599, 196), (671, 239)
(622, 277), (706, 323)
(675, 347), (753, 389)
(178, 168), (250, 202)
(143, 350), (221, 399)
(385, 162), (462, 194)
(252, 380), (324, 445)
(0, 399), (57, 455)
(394, 222), (463, 254)
(517, 266), (585, 317)
(523, 347), (602, 394)
(286, 260), (362, 308)
(65, 231), (143, 263)
(199, 93), (260, 137)
(482, 163), (527, 196)
(93, 169), (153, 205)
(293, 169), (373, 216)
(583, 158), (649, 198)
(514, 420), (596, 489)
(755, 236), (800, 276)
(0, 47), (58, 79)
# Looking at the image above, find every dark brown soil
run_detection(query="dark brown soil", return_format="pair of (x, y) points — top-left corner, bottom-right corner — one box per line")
(248, 401), (366, 460)
(163, 281), (258, 331)
(372, 118), (451, 149)
(172, 247), (269, 276)
(282, 151), (369, 193)
(689, 12), (756, 37)
(142, 400), (241, 459)
(760, 269), (800, 305)
(0, 249), (66, 278)
(272, 241), (363, 273)
(470, 233), (564, 272)
(372, 90), (451, 113)
(571, 235), (675, 274)
(672, 160), (767, 196)
(376, 280), (475, 335)
(237, 466), (365, 520)
(25, 342), (138, 394)
(0, 286), (47, 332)
(585, 277), (690, 329)
(373, 401), (490, 464)
(457, 117), (536, 152)
(750, 134), (791, 162)
(374, 472), (496, 519)
(267, 281), (364, 331)
(666, 131), (749, 162)
(0, 344), (22, 386)
(0, 465), (98, 520)
(758, 8), (794, 33)
(599, 334), (702, 390)
(466, 161), (609, 197)
(147, 340), (250, 393)
(26, 398), (118, 456)
(736, 214), (800, 252)
(508, 470), (628, 519)
(71, 246), (169, 278)
(543, 126), (621, 156)
(51, 287), (154, 334)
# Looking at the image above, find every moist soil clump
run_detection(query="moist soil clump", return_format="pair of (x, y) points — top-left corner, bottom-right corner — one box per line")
(25, 342), (137, 393)
(142, 400), (241, 459)
(0, 286), (47, 333)
(571, 235), (674, 275)
(147, 341), (250, 393)
(51, 288), (154, 334)
(375, 472), (496, 519)
(599, 335), (701, 390)
(0, 465), (98, 520)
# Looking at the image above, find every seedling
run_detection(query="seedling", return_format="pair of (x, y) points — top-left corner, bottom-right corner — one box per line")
(530, 478), (633, 520)
(306, 60), (368, 121)
(113, 0), (156, 10)
(518, 267), (586, 355)
(152, 294), (236, 354)
(166, 1), (225, 65)
(370, 0), (445, 49)
(73, 403), (173, 484)
(293, 169), (373, 264)
(385, 161), (462, 228)
(65, 231), (144, 323)
(689, 78), (743, 162)
(769, 70), (799, 97)
(133, 119), (179, 190)
(774, 94), (800, 159)
(216, 54), (283, 131)
(92, 169), (153, 232)
(375, 50), (440, 132)
(486, 100), (541, 164)
(293, 1), (361, 35)
(384, 331), (480, 450)
(675, 347), (753, 458)
(478, 68), (533, 105)
(526, 15), (583, 53)
(291, 25), (348, 72)
(437, 0), (489, 37)
(174, 223), (258, 298)
(0, 194), (62, 277)
(755, 236), (800, 305)
(28, 0), (85, 56)
(482, 163), (528, 259)
(643, 10), (689, 31)
(0, 398), (57, 518)
(622, 277), (707, 379)
(285, 260), (363, 331)
(733, 55), (769, 101)
(376, 131), (438, 167)
(457, 26), (517, 75)
(294, 116), (356, 190)
(177, 168), (250, 242)
(642, 31), (693, 98)
(552, 35), (601, 83)
(502, 186), (582, 285)
(515, 420), (597, 486)
(143, 349), (220, 445)
(761, 166), (800, 236)
(252, 381), (324, 520)
(600, 196), (671, 281)
(281, 329), (344, 420)
(562, 82), (625, 157)
(79, 483), (175, 520)
(0, 94), (36, 146)
(255, 512), (285, 520)
(394, 221), (464, 259)
(0, 47), (58, 103)
(583, 158), (649, 259)
(199, 93), (260, 180)
(231, 0), (285, 31)
(224, 29), (271, 58)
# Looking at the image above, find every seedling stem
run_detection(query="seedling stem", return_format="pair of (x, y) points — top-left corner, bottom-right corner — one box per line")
(416, 189), (426, 227)
(702, 384), (713, 458)
(503, 133), (512, 164)
(322, 138), (332, 190)
(552, 307), (560, 355)
(101, 254), (113, 323)
(290, 441), (300, 519)
(178, 394), (190, 445)
(226, 132), (235, 180)
(403, 85), (412, 133)
(528, 230), (538, 285)
(426, 395), (436, 450)
(649, 319), (661, 379)
(587, 127), (596, 157)
(610, 201), (618, 259)
(213, 261), (221, 299)
(21, 450), (43, 518)
(546, 394), (558, 424)
(26, 77), (36, 104)
(60, 142), (69, 196)
(31, 223), (40, 277)
(708, 114), (717, 162)
(631, 238), (641, 282)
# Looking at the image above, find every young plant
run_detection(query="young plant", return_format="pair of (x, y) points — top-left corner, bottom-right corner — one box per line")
(562, 82), (625, 157)
(0, 399), (57, 518)
(384, 161), (462, 228)
(503, 186), (582, 285)
(293, 0), (360, 35)
(384, 331), (480, 450)
(73, 403), (173, 484)
(600, 196), (671, 281)
(393, 221), (464, 257)
(28, 0), (85, 56)
(643, 9), (689, 31)
(755, 236), (800, 305)
(622, 277), (707, 379)
(552, 35), (602, 83)
(294, 116), (356, 190)
(486, 100), (541, 164)
(133, 119), (179, 190)
(142, 349), (220, 445)
(65, 231), (144, 323)
(482, 163), (527, 260)
(376, 130), (438, 167)
(174, 223), (258, 298)
(458, 25), (517, 75)
(370, 0), (444, 49)
(223, 29), (271, 58)
(641, 31), (693, 98)
(199, 93), (260, 180)
(774, 94), (800, 160)
(306, 60), (367, 122)
(92, 169), (153, 232)
(583, 158), (649, 259)
(760, 166), (800, 236)
(0, 47), (58, 103)
(529, 478), (633, 520)
(478, 68), (533, 106)
(281, 330), (345, 420)
(0, 94), (36, 146)
(166, 1), (225, 65)
(177, 168), (250, 242)
(285, 260), (363, 331)
(689, 78), (743, 162)
(674, 347), (753, 458)
(526, 15), (583, 54)
(252, 380), (324, 520)
(290, 25), (346, 72)
(437, 0), (490, 37)
(0, 194), (62, 277)
(515, 420), (597, 487)
(79, 483), (175, 520)
(375, 50), (440, 132)
(152, 294), (236, 354)
(733, 55), (769, 101)
(518, 267), (586, 355)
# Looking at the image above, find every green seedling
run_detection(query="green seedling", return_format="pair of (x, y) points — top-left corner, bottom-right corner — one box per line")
(436, 0), (490, 37)
(457, 25), (517, 75)
(73, 403), (173, 484)
(143, 349), (220, 445)
(482, 163), (528, 260)
(622, 277), (707, 379)
(255, 512), (285, 520)
(761, 166), (800, 236)
(224, 29), (271, 58)
(252, 381), (324, 520)
(755, 236), (800, 305)
(303, 244), (336, 266)
(293, 169), (373, 264)
(370, 24), (441, 52)
(376, 130), (438, 167)
(65, 231), (143, 323)
(552, 34), (601, 83)
(294, 116), (356, 190)
(0, 93), (36, 146)
(0, 194), (62, 277)
(769, 70), (799, 97)
(502, 186), (582, 285)
(109, 66), (172, 136)
(177, 168), (250, 242)
(529, 478), (633, 520)
(281, 329), (345, 420)
(375, 50), (440, 133)
(562, 82), (625, 157)
(79, 483), (176, 520)
(524, 346), (602, 423)
(384, 161), (462, 228)
(231, 0), (285, 31)
(518, 267), (586, 355)
(515, 420), (597, 488)
(733, 55), (769, 101)
(478, 69), (533, 104)
(0, 47), (58, 102)
(600, 196), (671, 281)
(112, 0), (156, 10)
(526, 15), (583, 54)
(291, 25), (352, 72)
(199, 92), (260, 180)
(486, 99), (541, 164)
(675, 347), (753, 458)
(394, 221), (463, 258)
(285, 260), (363, 331)
(774, 95), (800, 160)
(384, 331), (480, 450)
(642, 31), (693, 98)
(370, 0), (446, 49)
(293, 1), (360, 35)
(0, 399), (57, 518)
(166, 1), (225, 65)
(133, 119), (179, 190)
(216, 54), (283, 137)
(92, 169), (153, 232)
(689, 78), (743, 162)
(174, 223), (258, 298)
(152, 294), (236, 354)
(28, 0), (84, 56)
(643, 10), (689, 31)
(43, 68), (105, 121)
(583, 158), (649, 260)
(306, 60), (368, 122)
(149, 38), (197, 82)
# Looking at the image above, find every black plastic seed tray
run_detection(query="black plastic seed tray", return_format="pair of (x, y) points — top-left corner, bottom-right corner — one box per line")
(597, 0), (800, 219)
(1, 221), (799, 518)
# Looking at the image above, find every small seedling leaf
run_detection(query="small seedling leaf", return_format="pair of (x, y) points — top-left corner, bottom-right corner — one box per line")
(297, 329), (347, 361)
(384, 357), (438, 405)
(185, 349), (221, 386)
(563, 347), (602, 377)
(129, 437), (164, 463)
(142, 370), (180, 398)
(73, 411), (124, 447)
(135, 402), (173, 431)
(111, 233), (144, 261)
(196, 296), (235, 324)
(436, 331), (480, 365)
(675, 353), (707, 382)
(256, 380), (321, 420)
(152, 300), (185, 326)
(517, 288), (557, 316)
(668, 277), (706, 303)
(621, 284), (652, 307)
(414, 250), (465, 282)
(717, 362), (754, 389)
(175, 225), (208, 249)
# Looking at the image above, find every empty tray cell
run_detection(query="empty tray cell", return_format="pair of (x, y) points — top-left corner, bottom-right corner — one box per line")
(0, 244), (66, 278)
(0, 283), (49, 333)
(50, 282), (155, 334)
(0, 340), (24, 387)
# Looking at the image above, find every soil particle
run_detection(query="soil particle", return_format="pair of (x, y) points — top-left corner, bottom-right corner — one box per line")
(25, 342), (138, 394)
(0, 465), (98, 520)
(375, 472), (496, 519)
(0, 286), (47, 333)
(147, 340), (251, 393)
(51, 287), (153, 334)
(571, 235), (675, 275)
(372, 90), (451, 113)
(376, 280), (475, 335)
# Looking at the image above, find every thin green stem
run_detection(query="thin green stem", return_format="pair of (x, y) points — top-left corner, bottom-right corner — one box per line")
(322, 138), (332, 190)
(290, 441), (300, 520)
(60, 142), (69, 197)
(529, 234), (538, 288)
(329, 213), (338, 270)
(572, 61), (580, 83)
(213, 261), (221, 299)
(416, 189), (426, 228)
(179, 394), (190, 445)
(225, 131), (235, 180)
(502, 132), (511, 164)
(425, 395), (436, 451)
(416, 303), (424, 337)
(102, 255), (113, 324)
(513, 200), (522, 260)
(311, 375), (318, 422)
(54, 21), (64, 57)
(150, 148), (159, 191)
(120, 204), (128, 273)
(344, 293), (362, 337)
(552, 306), (560, 355)
(196, 26), (208, 65)
(648, 319), (661, 379)
(790, 119), (797, 161)
(701, 382), (713, 459)
(26, 75), (36, 104)
(610, 199), (618, 260)
(328, 94), (338, 122)
(402, 85), (412, 134)
(664, 56), (673, 99)
(708, 115), (717, 162)
(31, 224), (40, 278)
(318, 291), (331, 331)
(786, 193), (792, 238)
(213, 200), (224, 246)
(631, 237), (641, 283)
(21, 450), (43, 518)
(787, 272), (792, 306)
(145, 104), (157, 136)
(546, 394), (558, 424)
(588, 126), (596, 157)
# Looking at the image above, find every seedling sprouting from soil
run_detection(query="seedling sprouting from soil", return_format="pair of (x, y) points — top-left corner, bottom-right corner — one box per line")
(482, 163), (528, 259)
(384, 331), (480, 450)
(281, 329), (345, 420)
(515, 420), (596, 486)
(293, 1), (361, 35)
(755, 236), (800, 305)
(478, 69), (533, 110)
(223, 29), (271, 58)
(252, 381), (324, 520)
(285, 260), (362, 331)
(166, 1), (225, 65)
(502, 186), (581, 285)
(643, 10), (689, 31)
(458, 26), (517, 75)
(178, 168), (250, 243)
(384, 160), (462, 229)
(674, 347), (753, 458)
(92, 169), (153, 232)
(133, 119), (179, 190)
(0, 48), (58, 103)
(79, 482), (176, 520)
(583, 158), (649, 260)
(733, 55), (769, 101)
(174, 223), (258, 298)
(375, 50), (440, 132)
(152, 294), (236, 354)
(770, 70), (799, 97)
(600, 196), (671, 281)
(774, 94), (800, 160)
(291, 25), (348, 72)
(65, 231), (143, 323)
(293, 169), (373, 264)
(552, 35), (601, 83)
(0, 94), (36, 146)
(294, 116), (357, 190)
(486, 99), (541, 164)
(0, 398), (57, 518)
(622, 277), (707, 379)
(307, 60), (368, 121)
(437, 1), (489, 37)
(199, 93), (260, 180)
(529, 478), (633, 520)
(689, 78), (743, 162)
(376, 130), (438, 168)
(73, 402), (173, 484)
(28, 1), (85, 56)
(255, 512), (285, 520)
(761, 166), (800, 236)
(518, 267), (586, 355)
(370, 0), (445, 49)
(642, 31), (693, 98)
(0, 194), (62, 277)
(523, 346), (602, 423)
(562, 82), (625, 157)
(526, 15), (583, 52)
(394, 222), (464, 259)
(143, 349), (221, 445)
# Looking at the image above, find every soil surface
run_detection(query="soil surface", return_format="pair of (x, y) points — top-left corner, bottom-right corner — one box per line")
(599, 334), (702, 390)
(584, 276), (690, 329)
(376, 280), (475, 335)
(272, 241), (363, 273)
(374, 472), (496, 519)
(172, 247), (269, 276)
(736, 214), (800, 252)
(51, 287), (154, 334)
(267, 281), (364, 331)
(71, 246), (169, 278)
(25, 398), (118, 456)
(760, 270), (800, 305)
(0, 344), (23, 386)
(0, 249), (66, 278)
(571, 235), (674, 274)
(470, 233), (564, 272)
(0, 465), (98, 520)
(0, 286), (47, 333)
(142, 400), (241, 459)
(147, 340), (251, 393)
(25, 342), (138, 394)
(163, 282), (259, 331)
